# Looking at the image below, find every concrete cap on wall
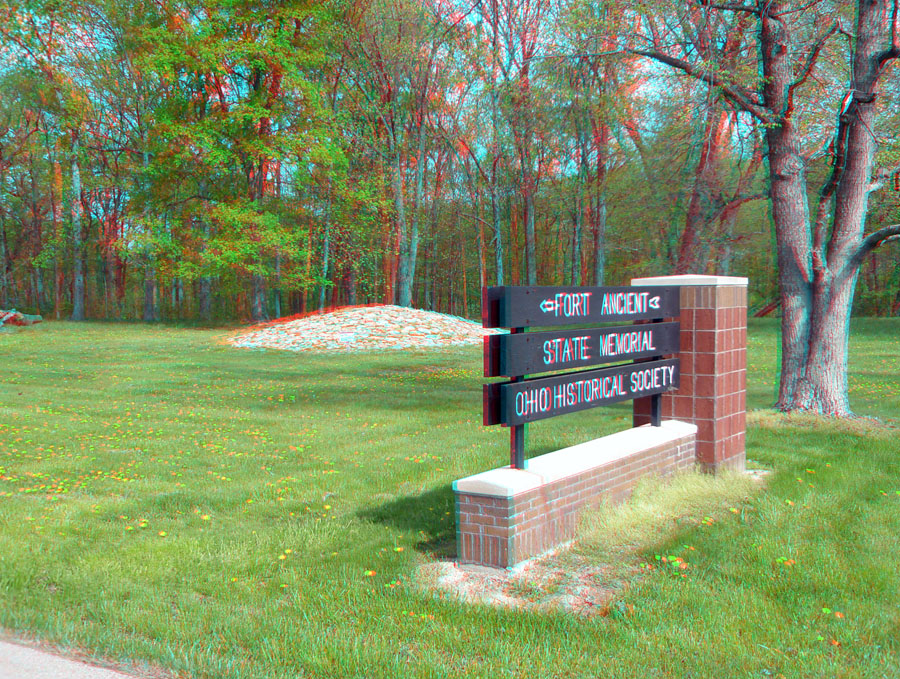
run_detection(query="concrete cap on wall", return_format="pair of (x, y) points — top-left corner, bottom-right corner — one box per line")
(453, 420), (698, 498)
(631, 274), (748, 287)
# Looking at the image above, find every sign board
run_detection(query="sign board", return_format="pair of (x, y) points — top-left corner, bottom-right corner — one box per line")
(497, 358), (679, 426)
(485, 321), (680, 377)
(482, 285), (680, 328)
(481, 284), (681, 468)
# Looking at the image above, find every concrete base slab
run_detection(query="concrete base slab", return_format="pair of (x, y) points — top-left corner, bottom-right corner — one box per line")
(0, 640), (144, 679)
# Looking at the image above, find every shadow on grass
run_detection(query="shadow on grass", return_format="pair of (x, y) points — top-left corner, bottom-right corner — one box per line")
(360, 484), (458, 559)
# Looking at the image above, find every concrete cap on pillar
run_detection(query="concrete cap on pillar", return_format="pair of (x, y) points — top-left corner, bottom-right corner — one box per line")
(631, 274), (748, 286)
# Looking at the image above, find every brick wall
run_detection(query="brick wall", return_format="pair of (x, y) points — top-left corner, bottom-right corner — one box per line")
(632, 275), (747, 471)
(454, 421), (696, 569)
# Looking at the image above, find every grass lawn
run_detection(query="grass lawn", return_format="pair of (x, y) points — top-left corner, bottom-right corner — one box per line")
(1, 318), (899, 678)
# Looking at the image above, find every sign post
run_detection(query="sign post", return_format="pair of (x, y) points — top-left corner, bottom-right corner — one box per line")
(482, 285), (680, 468)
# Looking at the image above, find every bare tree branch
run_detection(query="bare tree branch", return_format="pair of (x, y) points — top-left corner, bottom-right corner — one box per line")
(875, 0), (900, 69)
(632, 49), (775, 124)
(696, 3), (760, 14)
(787, 21), (841, 104)
(852, 223), (900, 267)
(709, 192), (766, 223)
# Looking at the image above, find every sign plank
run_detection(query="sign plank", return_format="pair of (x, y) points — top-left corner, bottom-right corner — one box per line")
(492, 358), (680, 426)
(482, 286), (680, 328)
(485, 321), (680, 377)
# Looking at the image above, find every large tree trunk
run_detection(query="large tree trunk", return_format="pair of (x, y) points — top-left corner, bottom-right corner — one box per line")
(758, 5), (814, 411)
(797, 270), (857, 414)
(398, 124), (426, 308)
(759, 0), (898, 415)
(788, 0), (886, 415)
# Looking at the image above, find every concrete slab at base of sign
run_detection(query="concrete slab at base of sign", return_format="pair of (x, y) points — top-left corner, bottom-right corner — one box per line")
(454, 420), (697, 569)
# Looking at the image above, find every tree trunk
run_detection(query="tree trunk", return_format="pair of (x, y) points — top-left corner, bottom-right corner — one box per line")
(488, 0), (504, 287)
(509, 199), (520, 285)
(795, 269), (857, 414)
(490, 176), (503, 286)
(274, 253), (282, 318)
(198, 183), (212, 321)
(70, 135), (85, 321)
(399, 124), (426, 308)
(591, 115), (610, 286)
(198, 272), (212, 321)
(52, 160), (62, 319)
(319, 219), (330, 313)
(348, 267), (357, 306)
(759, 0), (896, 415)
(677, 107), (728, 274)
(303, 214), (312, 312)
(593, 196), (607, 286)
(143, 262), (157, 322)
(787, 0), (886, 416)
(393, 147), (411, 308)
(251, 273), (267, 321)
(141, 148), (158, 322)
(523, 180), (536, 285)
(0, 167), (8, 309)
(757, 6), (813, 411)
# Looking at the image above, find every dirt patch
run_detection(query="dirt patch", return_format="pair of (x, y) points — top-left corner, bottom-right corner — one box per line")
(417, 553), (624, 617)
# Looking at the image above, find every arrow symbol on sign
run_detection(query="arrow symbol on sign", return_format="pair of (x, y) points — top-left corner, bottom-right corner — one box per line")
(540, 299), (556, 314)
(649, 296), (661, 310)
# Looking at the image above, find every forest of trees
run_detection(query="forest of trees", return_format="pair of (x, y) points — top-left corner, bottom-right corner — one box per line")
(2, 0), (899, 412)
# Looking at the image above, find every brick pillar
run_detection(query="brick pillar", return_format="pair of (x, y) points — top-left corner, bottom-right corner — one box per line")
(632, 275), (747, 472)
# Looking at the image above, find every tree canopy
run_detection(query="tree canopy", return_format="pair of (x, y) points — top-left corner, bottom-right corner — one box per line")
(2, 0), (899, 414)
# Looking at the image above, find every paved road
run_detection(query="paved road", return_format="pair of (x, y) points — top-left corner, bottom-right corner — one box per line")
(0, 640), (142, 679)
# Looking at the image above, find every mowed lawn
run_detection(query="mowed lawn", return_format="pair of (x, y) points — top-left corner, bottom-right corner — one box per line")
(1, 318), (899, 678)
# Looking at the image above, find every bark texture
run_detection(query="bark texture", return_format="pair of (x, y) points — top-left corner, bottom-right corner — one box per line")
(642, 0), (900, 415)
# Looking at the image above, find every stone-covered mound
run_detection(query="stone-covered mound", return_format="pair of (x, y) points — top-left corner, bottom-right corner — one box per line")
(0, 309), (42, 327)
(228, 305), (504, 352)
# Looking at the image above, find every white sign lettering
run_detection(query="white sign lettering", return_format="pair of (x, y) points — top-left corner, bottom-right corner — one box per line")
(539, 292), (592, 317)
(542, 335), (591, 366)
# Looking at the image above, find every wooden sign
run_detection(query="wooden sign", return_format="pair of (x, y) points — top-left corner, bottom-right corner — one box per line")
(484, 321), (680, 377)
(482, 286), (680, 328)
(488, 358), (680, 427)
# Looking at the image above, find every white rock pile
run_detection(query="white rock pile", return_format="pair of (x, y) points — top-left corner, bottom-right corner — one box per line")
(228, 305), (504, 352)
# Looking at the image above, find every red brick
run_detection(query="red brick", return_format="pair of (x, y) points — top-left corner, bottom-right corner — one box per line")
(697, 309), (717, 329)
(695, 331), (716, 353)
(467, 513), (497, 526)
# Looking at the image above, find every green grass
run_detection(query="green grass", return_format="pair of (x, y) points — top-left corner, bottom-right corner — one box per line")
(0, 318), (899, 678)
